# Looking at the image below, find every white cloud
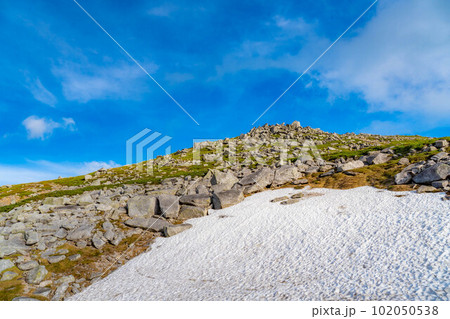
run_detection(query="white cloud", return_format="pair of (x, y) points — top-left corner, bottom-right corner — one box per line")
(147, 4), (177, 17)
(316, 0), (450, 120)
(165, 72), (194, 84)
(22, 115), (76, 140)
(52, 62), (157, 103)
(26, 78), (57, 107)
(0, 160), (120, 186)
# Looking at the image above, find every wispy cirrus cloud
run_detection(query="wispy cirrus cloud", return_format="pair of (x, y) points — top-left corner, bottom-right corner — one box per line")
(52, 61), (157, 103)
(22, 115), (76, 140)
(25, 77), (57, 107)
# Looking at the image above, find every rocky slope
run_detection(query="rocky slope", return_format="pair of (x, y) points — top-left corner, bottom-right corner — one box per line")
(0, 122), (449, 300)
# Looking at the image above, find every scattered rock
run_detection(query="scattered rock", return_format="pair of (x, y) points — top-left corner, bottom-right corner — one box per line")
(26, 266), (48, 285)
(239, 167), (274, 194)
(412, 163), (450, 184)
(398, 158), (410, 166)
(272, 165), (301, 186)
(270, 196), (289, 203)
(92, 234), (106, 249)
(417, 185), (438, 193)
(212, 190), (244, 209)
(47, 255), (66, 264)
(291, 193), (304, 199)
(24, 230), (40, 246)
(336, 160), (364, 172)
(163, 224), (193, 237)
(33, 287), (52, 298)
(125, 217), (171, 232)
(77, 193), (94, 206)
(0, 259), (14, 273)
(431, 180), (449, 189)
(179, 194), (211, 208)
(43, 197), (65, 206)
(66, 224), (95, 241)
(68, 254), (81, 261)
(178, 205), (208, 219)
(1, 271), (18, 281)
(127, 196), (159, 218)
(367, 152), (392, 165)
(157, 195), (180, 218)
(280, 199), (300, 205)
(18, 260), (39, 271)
(434, 140), (449, 148)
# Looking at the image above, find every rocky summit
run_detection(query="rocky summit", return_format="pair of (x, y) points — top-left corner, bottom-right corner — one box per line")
(0, 122), (449, 300)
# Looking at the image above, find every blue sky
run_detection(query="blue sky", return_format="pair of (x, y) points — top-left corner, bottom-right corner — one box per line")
(0, 0), (449, 185)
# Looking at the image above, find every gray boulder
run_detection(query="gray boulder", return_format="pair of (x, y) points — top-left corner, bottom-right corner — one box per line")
(24, 230), (40, 246)
(47, 255), (66, 264)
(77, 194), (94, 206)
(398, 158), (410, 166)
(127, 196), (159, 218)
(367, 152), (392, 165)
(395, 171), (413, 185)
(336, 160), (364, 172)
(0, 259), (14, 273)
(1, 271), (18, 281)
(43, 197), (65, 206)
(431, 180), (449, 189)
(212, 190), (244, 209)
(92, 234), (106, 249)
(125, 217), (170, 232)
(412, 163), (450, 184)
(26, 266), (48, 285)
(157, 195), (180, 218)
(434, 140), (449, 148)
(163, 224), (193, 237)
(17, 260), (39, 271)
(66, 224), (95, 241)
(179, 194), (211, 208)
(239, 167), (274, 194)
(211, 170), (239, 190)
(272, 165), (301, 186)
(178, 205), (208, 219)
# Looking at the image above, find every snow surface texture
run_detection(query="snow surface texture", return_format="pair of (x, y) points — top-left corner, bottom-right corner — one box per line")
(71, 187), (449, 301)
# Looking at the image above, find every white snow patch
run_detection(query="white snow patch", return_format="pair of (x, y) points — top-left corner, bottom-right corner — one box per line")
(71, 187), (449, 301)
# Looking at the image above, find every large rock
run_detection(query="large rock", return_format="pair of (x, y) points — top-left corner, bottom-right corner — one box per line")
(77, 194), (94, 206)
(272, 165), (301, 186)
(43, 197), (65, 206)
(239, 167), (274, 194)
(163, 224), (193, 237)
(212, 190), (244, 209)
(367, 152), (392, 165)
(24, 230), (40, 246)
(0, 237), (29, 258)
(125, 217), (170, 232)
(157, 195), (180, 218)
(434, 140), (449, 148)
(178, 205), (208, 219)
(336, 160), (365, 172)
(0, 259), (14, 273)
(395, 171), (413, 185)
(127, 196), (159, 218)
(210, 170), (239, 190)
(412, 163), (450, 184)
(66, 224), (95, 241)
(179, 194), (211, 208)
(26, 266), (48, 285)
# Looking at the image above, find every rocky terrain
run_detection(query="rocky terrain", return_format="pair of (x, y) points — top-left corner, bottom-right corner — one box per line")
(0, 122), (449, 300)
